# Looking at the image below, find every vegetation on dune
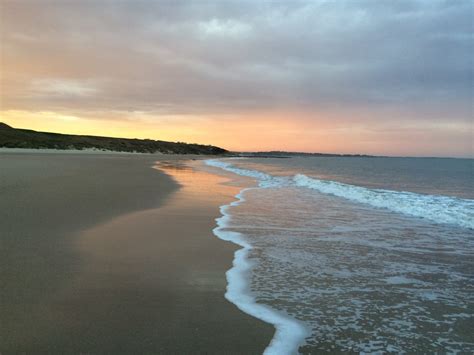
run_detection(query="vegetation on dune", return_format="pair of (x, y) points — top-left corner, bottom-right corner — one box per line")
(0, 122), (227, 155)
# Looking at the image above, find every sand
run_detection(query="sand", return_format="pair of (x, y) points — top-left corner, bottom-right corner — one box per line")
(0, 151), (273, 354)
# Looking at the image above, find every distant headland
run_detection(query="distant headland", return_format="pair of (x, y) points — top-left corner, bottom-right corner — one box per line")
(0, 122), (227, 155)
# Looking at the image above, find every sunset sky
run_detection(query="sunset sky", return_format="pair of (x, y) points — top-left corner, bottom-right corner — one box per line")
(1, 0), (472, 157)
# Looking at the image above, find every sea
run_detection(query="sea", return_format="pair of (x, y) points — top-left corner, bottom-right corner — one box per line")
(205, 156), (474, 354)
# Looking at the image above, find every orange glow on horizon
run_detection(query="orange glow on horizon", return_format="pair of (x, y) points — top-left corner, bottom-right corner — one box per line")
(1, 109), (471, 158)
(0, 109), (359, 154)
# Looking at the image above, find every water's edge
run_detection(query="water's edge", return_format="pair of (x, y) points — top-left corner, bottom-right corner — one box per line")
(208, 171), (309, 354)
(205, 158), (474, 353)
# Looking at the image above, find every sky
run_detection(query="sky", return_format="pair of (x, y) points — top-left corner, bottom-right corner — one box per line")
(1, 0), (472, 157)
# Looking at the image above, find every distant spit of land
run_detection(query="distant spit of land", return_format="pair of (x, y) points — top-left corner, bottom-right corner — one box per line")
(0, 122), (227, 155)
(237, 151), (377, 158)
(236, 151), (468, 159)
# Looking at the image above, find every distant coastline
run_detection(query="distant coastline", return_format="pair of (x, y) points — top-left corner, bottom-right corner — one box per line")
(236, 151), (376, 158)
(1, 123), (470, 159)
(235, 151), (472, 160)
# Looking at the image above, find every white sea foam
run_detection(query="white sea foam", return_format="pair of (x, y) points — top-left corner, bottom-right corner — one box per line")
(206, 159), (288, 188)
(211, 185), (309, 354)
(206, 159), (474, 229)
(205, 159), (474, 353)
(293, 174), (474, 229)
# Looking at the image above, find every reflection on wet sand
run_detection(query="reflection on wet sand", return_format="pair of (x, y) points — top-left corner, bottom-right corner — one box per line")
(39, 160), (273, 354)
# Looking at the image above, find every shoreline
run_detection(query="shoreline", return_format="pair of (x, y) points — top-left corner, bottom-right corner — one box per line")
(203, 158), (311, 353)
(1, 153), (273, 353)
(211, 184), (310, 354)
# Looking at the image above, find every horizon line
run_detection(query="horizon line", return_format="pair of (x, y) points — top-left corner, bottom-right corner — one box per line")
(2, 121), (472, 160)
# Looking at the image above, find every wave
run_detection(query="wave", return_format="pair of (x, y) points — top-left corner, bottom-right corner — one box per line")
(206, 159), (474, 229)
(205, 159), (289, 188)
(293, 174), (474, 229)
(212, 187), (310, 354)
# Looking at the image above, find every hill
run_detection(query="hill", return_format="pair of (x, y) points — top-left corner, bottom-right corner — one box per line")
(0, 123), (227, 155)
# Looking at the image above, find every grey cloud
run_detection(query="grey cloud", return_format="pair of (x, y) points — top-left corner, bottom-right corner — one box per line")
(1, 0), (472, 121)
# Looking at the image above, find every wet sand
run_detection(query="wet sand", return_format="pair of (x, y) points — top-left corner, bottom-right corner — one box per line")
(0, 152), (273, 354)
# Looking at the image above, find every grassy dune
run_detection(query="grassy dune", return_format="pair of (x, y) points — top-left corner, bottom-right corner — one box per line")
(0, 122), (227, 155)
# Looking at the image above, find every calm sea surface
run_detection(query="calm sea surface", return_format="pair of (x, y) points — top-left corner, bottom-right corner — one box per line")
(207, 156), (474, 353)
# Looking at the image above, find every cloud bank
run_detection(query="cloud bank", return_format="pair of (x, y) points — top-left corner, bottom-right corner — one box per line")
(1, 0), (472, 156)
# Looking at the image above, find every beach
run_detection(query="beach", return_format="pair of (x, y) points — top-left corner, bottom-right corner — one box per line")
(2, 151), (472, 354)
(0, 152), (273, 354)
(2, 0), (470, 352)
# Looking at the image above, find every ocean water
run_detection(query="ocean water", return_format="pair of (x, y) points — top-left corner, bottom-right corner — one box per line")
(205, 157), (474, 354)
